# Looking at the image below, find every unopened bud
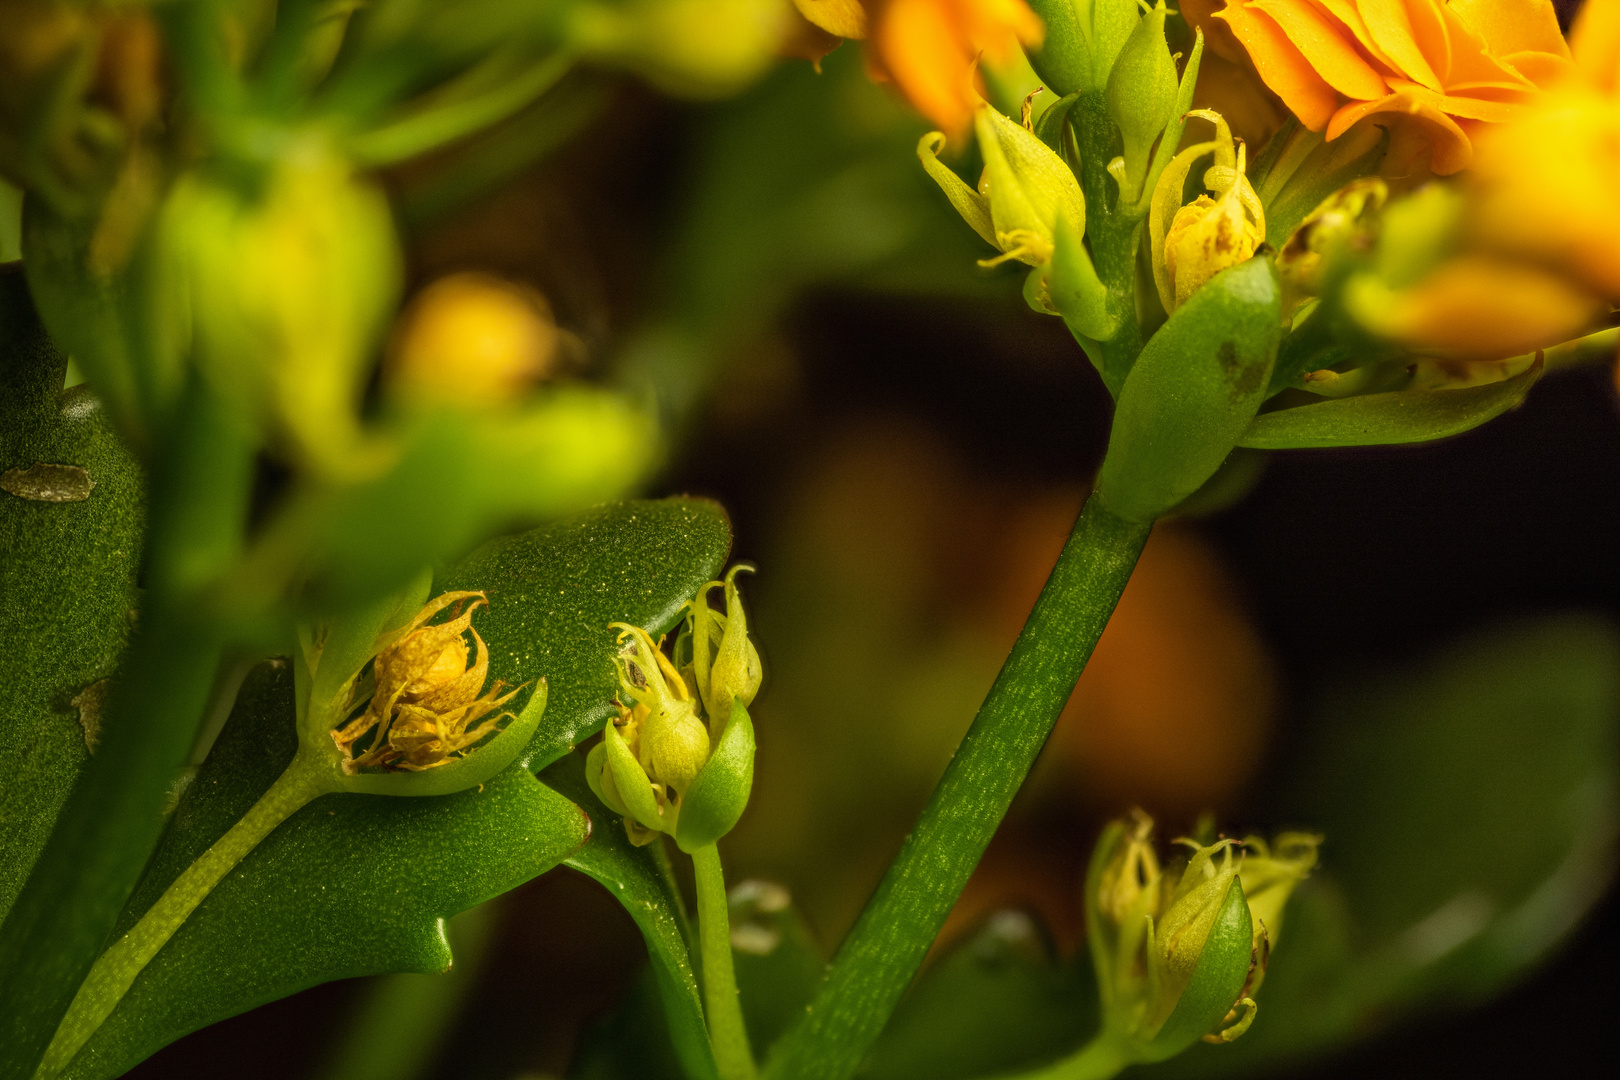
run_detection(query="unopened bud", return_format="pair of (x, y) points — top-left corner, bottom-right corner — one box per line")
(1106, 1), (1178, 200)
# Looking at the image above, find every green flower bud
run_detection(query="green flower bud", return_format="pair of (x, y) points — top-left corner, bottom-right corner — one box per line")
(1085, 811), (1321, 1062)
(1024, 0), (1142, 94)
(680, 564), (762, 735)
(918, 104), (1087, 271)
(1106, 1), (1178, 202)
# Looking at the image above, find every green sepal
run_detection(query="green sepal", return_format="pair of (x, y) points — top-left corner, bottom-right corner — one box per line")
(338, 679), (549, 798)
(976, 106), (1088, 253)
(1105, 1), (1177, 200)
(1239, 359), (1542, 450)
(1140, 877), (1253, 1062)
(1264, 128), (1390, 249)
(585, 741), (624, 815)
(606, 719), (665, 833)
(1023, 0), (1094, 95)
(1047, 214), (1116, 340)
(675, 701), (756, 853)
(1032, 92), (1081, 151)
(1096, 256), (1282, 522)
(917, 133), (997, 249)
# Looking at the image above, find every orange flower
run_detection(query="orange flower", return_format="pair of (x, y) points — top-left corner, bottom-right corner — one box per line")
(1203, 0), (1571, 174)
(1469, 0), (1620, 297)
(865, 0), (1044, 136)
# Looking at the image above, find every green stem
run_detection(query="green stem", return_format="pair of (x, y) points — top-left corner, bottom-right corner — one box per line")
(1002, 1034), (1133, 1080)
(763, 497), (1152, 1080)
(35, 754), (331, 1078)
(693, 843), (756, 1080)
(1073, 90), (1143, 396)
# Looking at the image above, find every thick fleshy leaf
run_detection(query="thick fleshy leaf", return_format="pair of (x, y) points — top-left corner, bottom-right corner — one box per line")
(437, 497), (733, 770)
(1096, 256), (1283, 522)
(1238, 360), (1542, 449)
(860, 911), (1096, 1080)
(542, 753), (719, 1080)
(0, 266), (144, 924)
(61, 662), (591, 1080)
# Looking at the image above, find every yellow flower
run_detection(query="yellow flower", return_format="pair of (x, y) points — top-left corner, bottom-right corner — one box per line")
(1468, 0), (1620, 299)
(1201, 0), (1572, 174)
(1149, 111), (1266, 312)
(386, 273), (561, 408)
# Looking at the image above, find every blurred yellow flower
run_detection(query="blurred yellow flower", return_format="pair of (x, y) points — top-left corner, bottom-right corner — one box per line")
(386, 273), (560, 408)
(1203, 0), (1571, 174)
(1469, 0), (1620, 298)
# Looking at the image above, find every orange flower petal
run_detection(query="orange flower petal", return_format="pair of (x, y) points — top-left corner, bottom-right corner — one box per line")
(1450, 0), (1569, 60)
(1572, 0), (1620, 93)
(1316, 0), (1401, 74)
(1355, 0), (1442, 89)
(1218, 1), (1341, 130)
(1436, 0), (1537, 91)
(1498, 50), (1579, 87)
(1255, 0), (1388, 98)
(1326, 84), (1473, 172)
(1375, 256), (1602, 360)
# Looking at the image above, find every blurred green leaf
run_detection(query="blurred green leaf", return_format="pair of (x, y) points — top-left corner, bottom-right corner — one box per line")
(62, 661), (590, 1080)
(440, 496), (733, 770)
(1239, 362), (1542, 450)
(1146, 614), (1620, 1078)
(543, 752), (718, 1080)
(0, 266), (143, 924)
(729, 879), (824, 1055)
(860, 912), (1097, 1080)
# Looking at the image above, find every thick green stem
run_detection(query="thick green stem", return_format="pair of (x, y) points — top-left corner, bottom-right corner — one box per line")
(763, 497), (1152, 1080)
(693, 843), (756, 1080)
(36, 754), (330, 1078)
(0, 374), (255, 1080)
(1072, 90), (1143, 396)
(1003, 1034), (1133, 1080)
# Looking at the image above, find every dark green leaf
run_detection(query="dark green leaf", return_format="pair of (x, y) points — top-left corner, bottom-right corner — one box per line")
(439, 497), (733, 770)
(1096, 257), (1282, 522)
(860, 912), (1097, 1080)
(0, 265), (144, 924)
(542, 753), (719, 1080)
(63, 661), (591, 1080)
(1239, 361), (1542, 450)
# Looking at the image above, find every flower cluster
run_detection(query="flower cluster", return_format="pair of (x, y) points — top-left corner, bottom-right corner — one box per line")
(588, 567), (762, 850)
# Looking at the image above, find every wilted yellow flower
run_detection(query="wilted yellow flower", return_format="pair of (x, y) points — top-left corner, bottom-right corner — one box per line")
(1200, 0), (1571, 175)
(332, 591), (524, 773)
(386, 273), (560, 408)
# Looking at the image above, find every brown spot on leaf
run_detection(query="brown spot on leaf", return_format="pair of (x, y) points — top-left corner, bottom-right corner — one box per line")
(72, 679), (112, 752)
(1, 463), (95, 502)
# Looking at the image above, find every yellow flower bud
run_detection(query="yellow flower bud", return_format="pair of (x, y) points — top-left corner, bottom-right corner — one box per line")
(386, 273), (560, 408)
(1150, 111), (1266, 312)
